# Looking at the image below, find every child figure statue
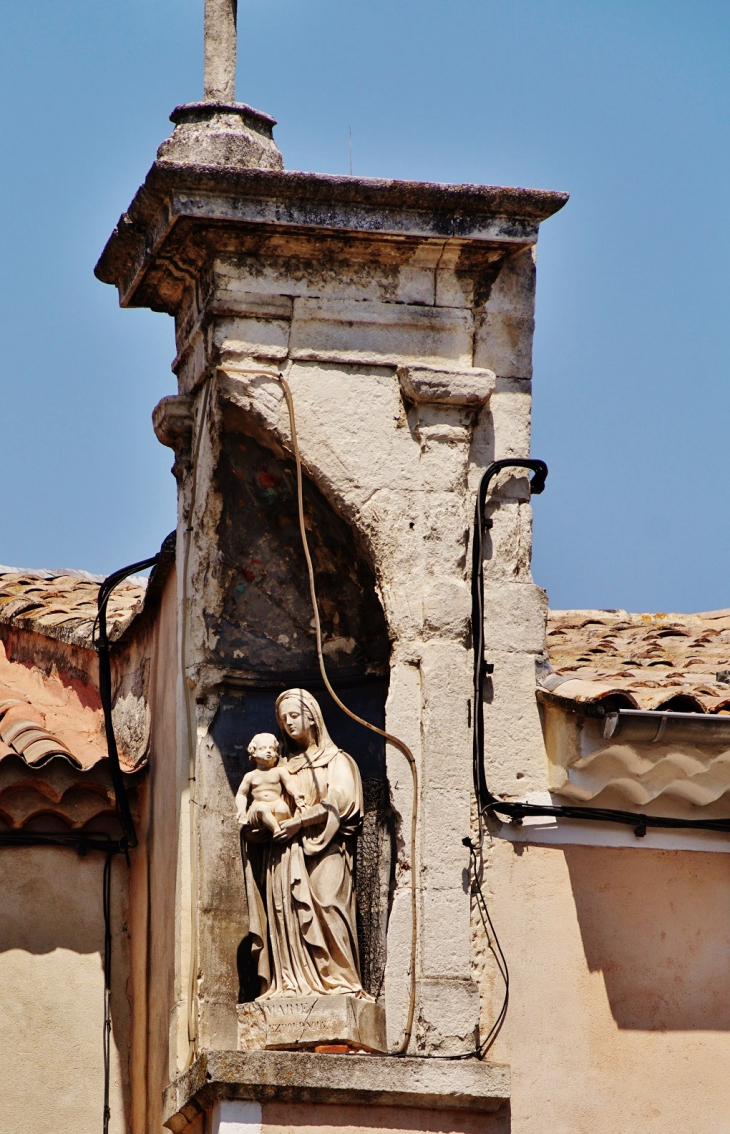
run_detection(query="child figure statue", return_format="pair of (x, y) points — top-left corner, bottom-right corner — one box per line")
(236, 732), (306, 836)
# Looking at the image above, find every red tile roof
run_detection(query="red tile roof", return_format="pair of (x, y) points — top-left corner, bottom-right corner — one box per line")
(0, 568), (148, 772)
(543, 608), (730, 713)
(0, 569), (146, 649)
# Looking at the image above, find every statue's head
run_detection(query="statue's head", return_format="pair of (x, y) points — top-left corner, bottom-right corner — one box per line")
(276, 691), (317, 748)
(247, 732), (281, 769)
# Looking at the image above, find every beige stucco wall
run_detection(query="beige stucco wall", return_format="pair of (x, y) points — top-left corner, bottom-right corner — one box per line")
(126, 566), (181, 1134)
(476, 839), (730, 1132)
(0, 847), (130, 1134)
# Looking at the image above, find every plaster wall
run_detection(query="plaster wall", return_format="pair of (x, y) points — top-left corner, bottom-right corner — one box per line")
(0, 847), (130, 1134)
(475, 838), (730, 1133)
(129, 566), (183, 1134)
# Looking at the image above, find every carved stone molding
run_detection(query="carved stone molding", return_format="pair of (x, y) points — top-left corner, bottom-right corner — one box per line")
(162, 1050), (510, 1132)
(397, 364), (495, 406)
(152, 394), (194, 477)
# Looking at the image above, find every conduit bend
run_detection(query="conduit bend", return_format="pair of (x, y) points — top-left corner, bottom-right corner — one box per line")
(471, 460), (730, 838)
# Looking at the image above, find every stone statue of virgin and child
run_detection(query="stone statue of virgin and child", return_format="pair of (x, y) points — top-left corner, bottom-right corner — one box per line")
(235, 688), (385, 1051)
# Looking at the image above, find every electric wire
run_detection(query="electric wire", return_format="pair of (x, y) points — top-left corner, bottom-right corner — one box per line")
(94, 553), (160, 849)
(469, 457), (730, 1062)
(471, 459), (547, 842)
(93, 553), (165, 1127)
(471, 459), (730, 837)
(102, 852), (113, 1134)
(464, 838), (509, 1057)
(275, 371), (420, 1056)
(0, 831), (124, 853)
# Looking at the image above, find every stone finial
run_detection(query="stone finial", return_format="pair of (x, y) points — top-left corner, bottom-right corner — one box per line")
(155, 0), (283, 170)
(157, 101), (283, 170)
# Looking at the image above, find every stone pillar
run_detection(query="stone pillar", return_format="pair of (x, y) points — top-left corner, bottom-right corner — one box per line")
(204, 0), (237, 103)
(96, 110), (566, 1068)
(476, 250), (553, 802)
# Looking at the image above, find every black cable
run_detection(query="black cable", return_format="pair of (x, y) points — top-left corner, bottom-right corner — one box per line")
(471, 459), (730, 837)
(93, 552), (159, 1122)
(468, 457), (730, 1060)
(463, 839), (509, 1058)
(102, 852), (113, 1134)
(1, 553), (158, 1130)
(485, 797), (730, 836)
(0, 831), (125, 853)
(415, 839), (509, 1062)
(472, 460), (547, 818)
(94, 554), (159, 850)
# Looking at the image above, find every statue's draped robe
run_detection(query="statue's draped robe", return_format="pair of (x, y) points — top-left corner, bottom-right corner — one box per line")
(243, 731), (367, 998)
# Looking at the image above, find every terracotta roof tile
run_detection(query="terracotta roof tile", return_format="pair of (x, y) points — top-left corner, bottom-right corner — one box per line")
(0, 753), (141, 832)
(0, 569), (146, 649)
(544, 608), (730, 712)
(0, 647), (139, 774)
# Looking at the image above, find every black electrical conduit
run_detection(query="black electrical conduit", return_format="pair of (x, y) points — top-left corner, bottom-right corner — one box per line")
(0, 552), (161, 1134)
(471, 459), (730, 838)
(463, 457), (730, 1061)
(94, 553), (160, 850)
(0, 556), (158, 855)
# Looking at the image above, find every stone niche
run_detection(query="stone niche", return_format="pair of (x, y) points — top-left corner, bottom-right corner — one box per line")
(100, 149), (567, 1079)
(212, 421), (389, 686)
(196, 404), (394, 1049)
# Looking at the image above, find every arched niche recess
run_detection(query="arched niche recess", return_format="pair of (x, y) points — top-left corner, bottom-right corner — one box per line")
(208, 416), (393, 1002)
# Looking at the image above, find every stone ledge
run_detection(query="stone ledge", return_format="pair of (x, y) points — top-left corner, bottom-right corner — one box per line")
(95, 162), (569, 311)
(162, 1050), (510, 1131)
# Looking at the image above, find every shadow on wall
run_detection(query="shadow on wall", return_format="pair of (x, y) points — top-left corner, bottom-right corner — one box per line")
(565, 846), (730, 1030)
(0, 847), (131, 1132)
(262, 1100), (511, 1134)
(0, 845), (110, 956)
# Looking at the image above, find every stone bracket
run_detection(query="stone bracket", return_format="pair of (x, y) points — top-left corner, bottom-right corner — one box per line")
(152, 393), (195, 477)
(162, 1050), (510, 1132)
(152, 394), (194, 449)
(398, 364), (495, 407)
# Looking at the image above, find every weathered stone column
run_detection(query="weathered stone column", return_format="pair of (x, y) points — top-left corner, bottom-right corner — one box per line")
(97, 106), (566, 1073)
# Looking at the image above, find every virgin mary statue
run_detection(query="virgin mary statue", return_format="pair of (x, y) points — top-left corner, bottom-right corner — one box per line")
(242, 688), (371, 999)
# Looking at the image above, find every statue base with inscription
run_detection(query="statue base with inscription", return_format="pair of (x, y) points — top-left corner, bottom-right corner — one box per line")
(237, 995), (387, 1053)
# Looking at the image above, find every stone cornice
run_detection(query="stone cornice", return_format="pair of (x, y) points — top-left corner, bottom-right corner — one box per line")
(95, 161), (568, 311)
(162, 1050), (510, 1132)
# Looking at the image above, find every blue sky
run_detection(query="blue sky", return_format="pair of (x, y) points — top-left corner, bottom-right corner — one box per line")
(1, 1), (728, 612)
